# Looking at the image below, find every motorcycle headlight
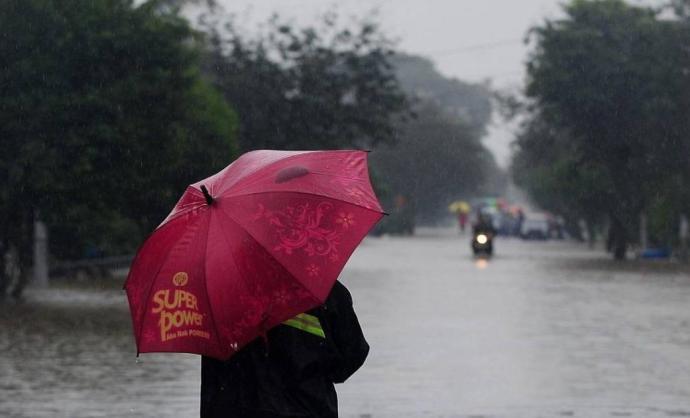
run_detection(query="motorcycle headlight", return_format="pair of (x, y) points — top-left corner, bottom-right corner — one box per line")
(476, 234), (488, 244)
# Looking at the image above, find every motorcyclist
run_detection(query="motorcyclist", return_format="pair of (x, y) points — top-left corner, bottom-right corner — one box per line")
(472, 213), (496, 237)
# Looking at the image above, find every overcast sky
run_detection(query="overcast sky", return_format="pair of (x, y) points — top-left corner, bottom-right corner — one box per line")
(214, 0), (666, 167)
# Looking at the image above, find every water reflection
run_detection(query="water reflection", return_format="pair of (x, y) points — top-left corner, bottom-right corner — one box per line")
(474, 258), (489, 270)
(0, 289), (200, 418)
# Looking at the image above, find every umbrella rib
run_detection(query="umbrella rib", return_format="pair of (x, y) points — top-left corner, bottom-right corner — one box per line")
(157, 188), (206, 229)
(201, 210), (225, 356)
(215, 205), (323, 307)
(225, 190), (384, 214)
(158, 203), (205, 229)
(211, 209), (253, 352)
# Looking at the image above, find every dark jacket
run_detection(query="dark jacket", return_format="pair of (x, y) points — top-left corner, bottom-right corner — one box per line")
(200, 281), (369, 418)
(472, 219), (496, 237)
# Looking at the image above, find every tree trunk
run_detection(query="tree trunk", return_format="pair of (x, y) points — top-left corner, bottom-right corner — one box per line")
(606, 222), (614, 253)
(0, 245), (7, 301)
(10, 216), (35, 300)
(582, 218), (597, 248)
(610, 215), (627, 260)
(2, 211), (36, 301)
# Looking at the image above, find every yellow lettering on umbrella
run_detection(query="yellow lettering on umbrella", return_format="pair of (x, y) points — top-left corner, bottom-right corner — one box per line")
(151, 289), (204, 341)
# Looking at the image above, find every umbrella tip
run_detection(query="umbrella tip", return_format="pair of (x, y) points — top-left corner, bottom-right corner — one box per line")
(200, 185), (214, 205)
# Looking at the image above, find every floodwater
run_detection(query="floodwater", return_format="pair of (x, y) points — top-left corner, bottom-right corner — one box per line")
(2, 227), (690, 418)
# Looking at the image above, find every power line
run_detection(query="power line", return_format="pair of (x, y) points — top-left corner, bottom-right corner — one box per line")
(425, 38), (523, 57)
(460, 70), (524, 81)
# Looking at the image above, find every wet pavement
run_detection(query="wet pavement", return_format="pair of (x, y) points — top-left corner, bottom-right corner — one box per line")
(2, 227), (690, 417)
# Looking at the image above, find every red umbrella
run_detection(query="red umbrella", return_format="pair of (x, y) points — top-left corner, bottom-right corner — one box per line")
(124, 150), (384, 360)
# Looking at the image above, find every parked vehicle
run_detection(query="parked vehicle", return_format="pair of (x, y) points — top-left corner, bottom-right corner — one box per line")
(520, 215), (550, 240)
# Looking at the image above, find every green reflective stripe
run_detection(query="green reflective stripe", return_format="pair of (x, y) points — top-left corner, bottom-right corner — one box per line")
(283, 313), (325, 338)
(294, 313), (320, 327)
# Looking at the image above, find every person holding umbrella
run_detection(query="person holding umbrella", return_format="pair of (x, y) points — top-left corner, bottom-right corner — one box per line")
(200, 280), (369, 418)
(124, 150), (383, 418)
(448, 200), (471, 233)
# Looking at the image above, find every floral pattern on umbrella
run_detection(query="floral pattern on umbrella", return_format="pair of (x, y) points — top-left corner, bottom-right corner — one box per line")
(254, 202), (344, 260)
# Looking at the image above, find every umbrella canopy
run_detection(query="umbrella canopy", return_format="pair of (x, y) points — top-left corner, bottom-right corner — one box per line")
(124, 150), (384, 360)
(448, 200), (471, 214)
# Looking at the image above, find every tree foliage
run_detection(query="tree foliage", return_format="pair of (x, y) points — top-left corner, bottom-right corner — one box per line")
(372, 55), (500, 225)
(0, 0), (237, 298)
(513, 0), (690, 258)
(372, 102), (499, 224)
(390, 54), (493, 133)
(201, 13), (410, 151)
(201, 13), (498, 227)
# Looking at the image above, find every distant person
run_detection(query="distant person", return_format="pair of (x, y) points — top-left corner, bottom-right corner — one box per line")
(473, 213), (496, 237)
(200, 281), (369, 418)
(458, 211), (468, 233)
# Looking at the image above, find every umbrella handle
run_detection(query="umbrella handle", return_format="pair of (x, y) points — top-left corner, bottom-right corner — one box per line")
(200, 185), (214, 205)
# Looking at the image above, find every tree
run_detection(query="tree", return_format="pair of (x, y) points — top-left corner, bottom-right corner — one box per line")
(511, 113), (613, 242)
(390, 54), (493, 133)
(371, 102), (499, 226)
(0, 0), (238, 299)
(516, 0), (690, 258)
(370, 55), (500, 227)
(201, 13), (410, 151)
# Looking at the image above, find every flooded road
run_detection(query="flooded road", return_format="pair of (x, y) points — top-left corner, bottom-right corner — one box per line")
(2, 227), (690, 417)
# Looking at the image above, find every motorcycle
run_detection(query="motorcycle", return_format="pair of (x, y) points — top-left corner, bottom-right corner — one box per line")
(471, 231), (493, 256)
